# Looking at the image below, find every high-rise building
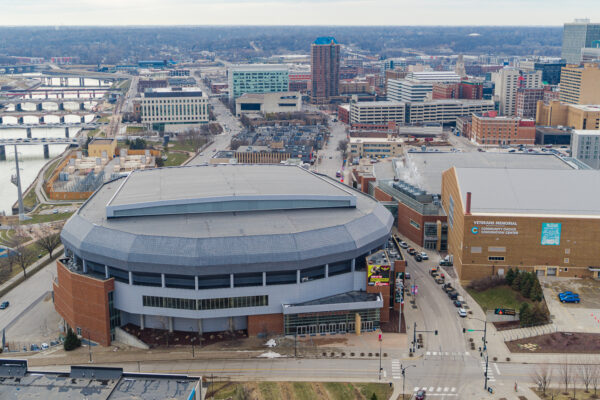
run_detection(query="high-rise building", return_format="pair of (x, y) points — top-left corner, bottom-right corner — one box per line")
(141, 87), (208, 128)
(471, 112), (536, 146)
(228, 64), (289, 100)
(311, 37), (340, 102)
(562, 19), (600, 64)
(559, 64), (600, 105)
(493, 68), (542, 116)
(571, 130), (600, 169)
(536, 101), (600, 130)
(515, 88), (545, 119)
(387, 72), (462, 103)
(520, 60), (566, 85)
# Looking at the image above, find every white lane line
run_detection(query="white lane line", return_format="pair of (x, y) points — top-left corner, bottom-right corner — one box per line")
(436, 387), (442, 392)
(414, 387), (420, 392)
(494, 363), (501, 375)
(426, 351), (431, 355)
(443, 387), (449, 392)
(429, 386), (434, 392)
(451, 387), (456, 392)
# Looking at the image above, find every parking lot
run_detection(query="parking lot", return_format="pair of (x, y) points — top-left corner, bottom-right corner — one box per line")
(541, 276), (600, 333)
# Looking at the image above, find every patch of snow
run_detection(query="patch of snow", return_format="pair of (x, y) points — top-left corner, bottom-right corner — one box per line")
(258, 351), (284, 358)
(265, 339), (277, 348)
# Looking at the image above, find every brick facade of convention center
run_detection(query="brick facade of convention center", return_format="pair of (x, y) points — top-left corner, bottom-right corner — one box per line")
(248, 313), (284, 336)
(397, 201), (446, 248)
(53, 260), (114, 346)
(441, 168), (600, 283)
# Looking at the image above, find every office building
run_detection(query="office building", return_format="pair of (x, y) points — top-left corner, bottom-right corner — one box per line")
(432, 81), (484, 100)
(228, 64), (289, 100)
(520, 60), (566, 85)
(493, 68), (543, 116)
(535, 126), (573, 145)
(387, 72), (461, 103)
(515, 88), (545, 119)
(571, 130), (600, 169)
(536, 101), (600, 130)
(140, 87), (208, 129)
(562, 19), (600, 64)
(87, 138), (117, 160)
(559, 64), (600, 105)
(471, 112), (536, 146)
(349, 137), (404, 159)
(235, 91), (302, 116)
(53, 165), (393, 345)
(349, 101), (406, 125)
(138, 79), (167, 94)
(311, 37), (341, 101)
(442, 167), (600, 281)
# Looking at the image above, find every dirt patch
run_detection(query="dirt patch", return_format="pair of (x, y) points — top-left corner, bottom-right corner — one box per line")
(121, 323), (247, 348)
(507, 332), (600, 353)
(493, 320), (521, 331)
(310, 337), (349, 347)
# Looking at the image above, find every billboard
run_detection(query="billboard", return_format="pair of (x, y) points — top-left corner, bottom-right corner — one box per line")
(368, 264), (390, 286)
(541, 223), (561, 246)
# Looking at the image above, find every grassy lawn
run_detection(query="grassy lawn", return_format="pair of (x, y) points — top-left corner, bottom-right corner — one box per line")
(207, 382), (392, 400)
(168, 141), (196, 152)
(43, 158), (63, 181)
(22, 189), (38, 209)
(21, 212), (74, 225)
(97, 116), (110, 123)
(163, 152), (189, 166)
(467, 285), (531, 312)
(534, 389), (600, 399)
(0, 229), (16, 245)
(126, 126), (144, 133)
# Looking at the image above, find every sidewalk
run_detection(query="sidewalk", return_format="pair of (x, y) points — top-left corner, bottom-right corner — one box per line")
(460, 379), (540, 400)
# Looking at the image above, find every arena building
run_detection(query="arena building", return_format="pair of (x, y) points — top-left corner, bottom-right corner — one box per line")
(53, 165), (393, 345)
(442, 167), (600, 282)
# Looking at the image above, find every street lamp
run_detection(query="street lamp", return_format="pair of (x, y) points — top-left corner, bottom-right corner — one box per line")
(378, 333), (383, 380)
(400, 364), (416, 400)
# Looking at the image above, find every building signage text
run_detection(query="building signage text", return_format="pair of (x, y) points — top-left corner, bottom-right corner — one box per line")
(471, 221), (518, 236)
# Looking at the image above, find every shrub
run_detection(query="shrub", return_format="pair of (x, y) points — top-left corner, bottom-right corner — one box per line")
(467, 275), (506, 291)
(505, 268), (516, 286)
(64, 328), (81, 351)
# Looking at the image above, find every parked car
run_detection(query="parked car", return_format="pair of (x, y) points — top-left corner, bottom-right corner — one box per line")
(414, 254), (422, 262)
(420, 252), (428, 260)
(508, 149), (516, 153)
(415, 390), (426, 400)
(405, 272), (411, 280)
(407, 248), (416, 255)
(453, 300), (462, 307)
(448, 290), (458, 300)
(558, 291), (577, 299)
(41, 343), (49, 350)
(458, 308), (467, 318)
(561, 295), (580, 303)
(399, 241), (409, 249)
(30, 344), (40, 351)
(0, 301), (9, 310)
(440, 260), (453, 266)
(435, 277), (444, 284)
(335, 171), (342, 178)
(442, 283), (453, 292)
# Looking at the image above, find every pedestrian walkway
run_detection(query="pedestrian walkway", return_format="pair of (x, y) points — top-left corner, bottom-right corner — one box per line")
(391, 359), (401, 379)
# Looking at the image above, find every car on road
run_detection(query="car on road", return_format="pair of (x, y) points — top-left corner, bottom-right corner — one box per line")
(458, 308), (467, 318)
(508, 149), (516, 153)
(558, 291), (576, 299)
(399, 241), (408, 249)
(0, 301), (9, 309)
(560, 294), (580, 303)
(414, 254), (422, 262)
(415, 389), (426, 399)
(439, 259), (453, 266)
(442, 283), (453, 293)
(420, 252), (428, 260)
(405, 272), (411, 280)
(335, 171), (342, 178)
(41, 343), (49, 350)
(407, 248), (416, 255)
(30, 344), (40, 351)
(448, 290), (458, 300)
(435, 277), (444, 284)
(453, 300), (462, 307)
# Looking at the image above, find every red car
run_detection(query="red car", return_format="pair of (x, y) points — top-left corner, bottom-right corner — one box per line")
(407, 248), (416, 255)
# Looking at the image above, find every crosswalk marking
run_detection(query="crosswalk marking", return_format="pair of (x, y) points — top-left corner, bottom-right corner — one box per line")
(413, 387), (458, 397)
(391, 359), (401, 379)
(481, 361), (496, 382)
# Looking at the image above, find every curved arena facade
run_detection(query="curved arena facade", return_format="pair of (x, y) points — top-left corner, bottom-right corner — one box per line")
(53, 164), (393, 345)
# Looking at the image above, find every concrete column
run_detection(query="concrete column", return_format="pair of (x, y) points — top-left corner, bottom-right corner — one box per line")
(36, 103), (42, 111)
(194, 276), (199, 291)
(80, 102), (85, 111)
(43, 144), (49, 159)
(325, 264), (329, 278)
(168, 317), (173, 333)
(296, 270), (301, 284)
(26, 128), (31, 138)
(65, 127), (69, 138)
(161, 273), (166, 288)
(59, 102), (64, 111)
(16, 103), (22, 112)
(104, 265), (109, 279)
(263, 272), (267, 286)
(82, 259), (88, 273)
(197, 319), (203, 335)
(0, 145), (5, 161)
(351, 258), (356, 272)
(140, 314), (145, 330)
(80, 77), (85, 87)
(228, 317), (234, 332)
(128, 271), (133, 285)
(230, 273), (234, 288)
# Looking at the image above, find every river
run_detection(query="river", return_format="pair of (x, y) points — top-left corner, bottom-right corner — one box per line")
(0, 128), (81, 215)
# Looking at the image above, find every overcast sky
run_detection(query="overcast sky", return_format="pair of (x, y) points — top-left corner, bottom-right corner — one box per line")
(0, 0), (596, 26)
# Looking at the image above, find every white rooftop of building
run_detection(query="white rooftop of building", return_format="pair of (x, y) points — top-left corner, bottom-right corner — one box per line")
(455, 168), (600, 216)
(570, 104), (600, 112)
(229, 64), (289, 71)
(353, 101), (405, 107)
(573, 129), (600, 136)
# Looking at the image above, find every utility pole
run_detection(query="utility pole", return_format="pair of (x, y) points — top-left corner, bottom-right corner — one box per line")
(88, 330), (92, 363)
(484, 353), (489, 391)
(378, 333), (382, 380)
(294, 332), (297, 358)
(412, 322), (437, 353)
(13, 145), (25, 220)
(400, 364), (416, 400)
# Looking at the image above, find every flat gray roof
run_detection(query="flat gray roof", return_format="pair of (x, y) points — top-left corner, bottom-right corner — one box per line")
(62, 165), (393, 275)
(106, 165), (356, 218)
(455, 168), (600, 216)
(398, 152), (574, 194)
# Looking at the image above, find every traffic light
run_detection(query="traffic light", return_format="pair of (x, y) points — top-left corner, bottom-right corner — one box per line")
(462, 328), (466, 333)
(434, 330), (438, 335)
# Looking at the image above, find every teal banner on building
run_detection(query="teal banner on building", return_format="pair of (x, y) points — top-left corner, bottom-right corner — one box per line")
(541, 223), (561, 245)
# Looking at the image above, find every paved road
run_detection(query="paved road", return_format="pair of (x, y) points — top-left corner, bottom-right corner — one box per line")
(0, 261), (57, 334)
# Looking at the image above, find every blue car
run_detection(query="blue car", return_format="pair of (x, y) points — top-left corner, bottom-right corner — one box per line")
(558, 291), (578, 300)
(561, 295), (580, 303)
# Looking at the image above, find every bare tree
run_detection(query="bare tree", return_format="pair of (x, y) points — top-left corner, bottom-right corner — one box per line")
(36, 226), (61, 259)
(572, 365), (579, 399)
(336, 139), (349, 157)
(591, 364), (600, 397)
(6, 228), (34, 279)
(178, 128), (209, 154)
(581, 363), (594, 393)
(560, 357), (570, 395)
(532, 364), (553, 397)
